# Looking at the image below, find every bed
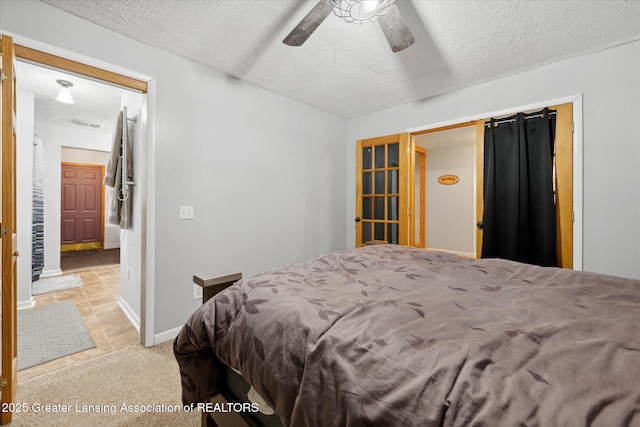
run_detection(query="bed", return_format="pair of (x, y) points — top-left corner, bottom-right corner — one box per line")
(174, 244), (640, 426)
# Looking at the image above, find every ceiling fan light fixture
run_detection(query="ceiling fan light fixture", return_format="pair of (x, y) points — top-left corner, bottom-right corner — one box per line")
(330, 0), (395, 24)
(55, 79), (75, 104)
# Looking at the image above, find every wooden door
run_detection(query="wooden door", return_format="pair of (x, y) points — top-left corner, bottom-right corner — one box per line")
(61, 163), (104, 252)
(475, 103), (574, 268)
(355, 134), (410, 247)
(552, 103), (574, 269)
(1, 33), (18, 425)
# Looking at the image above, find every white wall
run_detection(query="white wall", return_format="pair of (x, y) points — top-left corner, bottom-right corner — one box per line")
(152, 61), (347, 334)
(35, 122), (112, 279)
(1, 0), (347, 340)
(346, 40), (640, 279)
(118, 92), (144, 331)
(61, 147), (110, 164)
(424, 145), (475, 255)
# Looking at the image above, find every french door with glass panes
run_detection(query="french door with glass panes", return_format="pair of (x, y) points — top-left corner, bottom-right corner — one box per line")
(355, 134), (411, 247)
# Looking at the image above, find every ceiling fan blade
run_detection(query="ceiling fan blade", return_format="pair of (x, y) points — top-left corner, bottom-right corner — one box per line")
(283, 0), (333, 46)
(377, 4), (415, 53)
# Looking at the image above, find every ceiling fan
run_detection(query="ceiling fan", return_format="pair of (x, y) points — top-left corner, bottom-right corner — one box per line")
(283, 0), (415, 53)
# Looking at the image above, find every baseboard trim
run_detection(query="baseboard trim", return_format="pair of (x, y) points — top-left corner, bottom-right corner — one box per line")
(443, 250), (475, 258)
(40, 269), (63, 278)
(154, 326), (182, 345)
(117, 297), (140, 332)
(18, 298), (35, 310)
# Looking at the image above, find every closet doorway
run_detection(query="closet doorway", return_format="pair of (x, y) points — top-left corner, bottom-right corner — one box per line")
(412, 123), (476, 258)
(355, 100), (577, 269)
(409, 102), (574, 268)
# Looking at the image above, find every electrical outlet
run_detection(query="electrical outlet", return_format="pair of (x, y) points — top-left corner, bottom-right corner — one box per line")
(193, 284), (203, 300)
(179, 205), (194, 220)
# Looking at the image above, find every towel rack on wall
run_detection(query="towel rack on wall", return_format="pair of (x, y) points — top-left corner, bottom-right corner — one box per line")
(120, 105), (136, 201)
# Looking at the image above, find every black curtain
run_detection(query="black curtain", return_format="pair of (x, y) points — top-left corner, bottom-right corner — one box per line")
(481, 108), (557, 267)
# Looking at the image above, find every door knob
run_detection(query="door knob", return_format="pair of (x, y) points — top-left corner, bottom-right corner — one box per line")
(13, 250), (20, 257)
(354, 217), (361, 223)
(476, 221), (483, 229)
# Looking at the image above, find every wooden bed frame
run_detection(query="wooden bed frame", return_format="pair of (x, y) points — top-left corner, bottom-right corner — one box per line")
(193, 271), (270, 427)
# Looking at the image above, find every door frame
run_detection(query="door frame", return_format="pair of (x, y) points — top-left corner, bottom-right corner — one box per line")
(406, 94), (583, 270)
(1, 34), (18, 425)
(0, 34), (157, 346)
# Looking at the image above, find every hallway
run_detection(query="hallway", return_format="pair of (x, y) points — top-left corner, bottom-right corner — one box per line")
(19, 265), (138, 382)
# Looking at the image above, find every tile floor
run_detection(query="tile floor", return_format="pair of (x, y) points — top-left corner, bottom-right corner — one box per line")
(18, 264), (139, 383)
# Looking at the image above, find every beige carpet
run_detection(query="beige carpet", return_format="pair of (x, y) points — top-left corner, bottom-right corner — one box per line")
(14, 341), (200, 426)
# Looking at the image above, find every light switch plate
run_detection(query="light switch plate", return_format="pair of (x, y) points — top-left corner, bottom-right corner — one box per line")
(179, 205), (194, 220)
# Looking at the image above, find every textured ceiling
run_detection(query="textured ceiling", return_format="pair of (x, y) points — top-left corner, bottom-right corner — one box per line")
(39, 0), (640, 118)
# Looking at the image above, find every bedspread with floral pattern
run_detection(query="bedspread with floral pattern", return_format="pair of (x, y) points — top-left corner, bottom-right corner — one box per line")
(174, 245), (640, 427)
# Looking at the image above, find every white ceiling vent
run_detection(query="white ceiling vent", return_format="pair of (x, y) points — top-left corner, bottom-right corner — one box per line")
(72, 119), (104, 129)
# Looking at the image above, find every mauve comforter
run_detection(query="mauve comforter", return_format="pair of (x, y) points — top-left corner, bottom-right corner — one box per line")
(174, 245), (640, 426)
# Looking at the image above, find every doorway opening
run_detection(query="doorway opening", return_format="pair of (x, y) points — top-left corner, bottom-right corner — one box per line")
(413, 125), (476, 258)
(406, 100), (578, 268)
(16, 59), (146, 378)
(3, 35), (154, 418)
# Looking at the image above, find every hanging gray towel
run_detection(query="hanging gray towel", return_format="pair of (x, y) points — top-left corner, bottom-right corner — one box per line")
(104, 111), (133, 229)
(104, 111), (122, 188)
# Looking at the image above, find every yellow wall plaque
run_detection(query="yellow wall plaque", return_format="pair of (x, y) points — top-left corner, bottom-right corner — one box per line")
(438, 175), (459, 185)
